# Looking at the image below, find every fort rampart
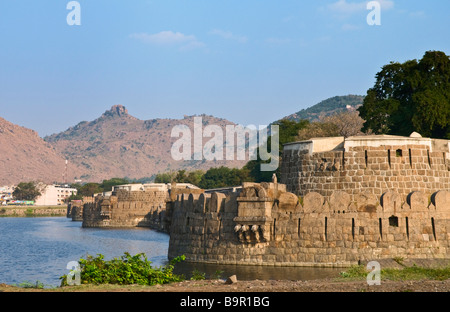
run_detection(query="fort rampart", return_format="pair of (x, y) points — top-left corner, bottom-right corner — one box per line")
(280, 134), (450, 202)
(80, 183), (202, 231)
(167, 181), (449, 267)
(76, 134), (449, 267)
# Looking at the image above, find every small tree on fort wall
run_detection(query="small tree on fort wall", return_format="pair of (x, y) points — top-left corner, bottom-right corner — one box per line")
(13, 182), (42, 201)
(295, 111), (366, 141)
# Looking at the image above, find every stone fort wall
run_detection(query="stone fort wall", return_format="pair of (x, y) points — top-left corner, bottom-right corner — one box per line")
(81, 186), (203, 231)
(82, 189), (169, 229)
(168, 182), (449, 267)
(77, 134), (450, 267)
(280, 135), (450, 202)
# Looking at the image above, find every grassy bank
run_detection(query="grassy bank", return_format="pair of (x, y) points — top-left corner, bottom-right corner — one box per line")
(339, 264), (450, 281)
(0, 206), (67, 217)
(2, 254), (448, 292)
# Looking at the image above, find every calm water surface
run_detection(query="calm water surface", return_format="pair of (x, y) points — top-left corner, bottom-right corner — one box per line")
(0, 217), (342, 287)
(0, 217), (169, 287)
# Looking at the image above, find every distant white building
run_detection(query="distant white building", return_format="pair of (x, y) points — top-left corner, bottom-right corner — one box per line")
(34, 184), (78, 206)
(0, 186), (15, 204)
(112, 183), (200, 192)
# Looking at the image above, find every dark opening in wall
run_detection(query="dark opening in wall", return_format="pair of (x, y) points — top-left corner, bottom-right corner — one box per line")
(365, 150), (368, 168)
(409, 149), (413, 167)
(298, 218), (301, 237)
(396, 149), (403, 157)
(186, 217), (190, 226)
(388, 150), (391, 168)
(342, 151), (346, 170)
(379, 218), (383, 238)
(352, 218), (355, 240)
(427, 149), (432, 168)
(273, 218), (277, 238)
(405, 217), (409, 240)
(324, 217), (328, 241)
(389, 215), (399, 227)
(431, 217), (436, 241)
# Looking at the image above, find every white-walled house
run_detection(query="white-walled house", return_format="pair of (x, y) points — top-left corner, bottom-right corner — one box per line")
(34, 184), (77, 206)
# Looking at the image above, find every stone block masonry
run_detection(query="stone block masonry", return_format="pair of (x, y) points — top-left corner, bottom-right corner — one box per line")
(168, 134), (449, 267)
(79, 134), (449, 267)
(81, 184), (203, 232)
(82, 189), (169, 229)
(168, 182), (449, 267)
(281, 134), (450, 202)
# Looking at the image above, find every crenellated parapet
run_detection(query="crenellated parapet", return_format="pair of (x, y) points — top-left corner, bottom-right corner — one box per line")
(168, 181), (450, 267)
(80, 183), (203, 230)
(83, 189), (167, 228)
(281, 134), (450, 202)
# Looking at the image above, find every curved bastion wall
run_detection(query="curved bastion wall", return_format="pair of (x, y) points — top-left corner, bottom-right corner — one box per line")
(168, 134), (449, 267)
(81, 184), (203, 230)
(168, 182), (449, 267)
(77, 134), (449, 267)
(280, 134), (450, 202)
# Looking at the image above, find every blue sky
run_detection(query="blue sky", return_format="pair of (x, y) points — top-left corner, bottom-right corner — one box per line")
(0, 0), (449, 137)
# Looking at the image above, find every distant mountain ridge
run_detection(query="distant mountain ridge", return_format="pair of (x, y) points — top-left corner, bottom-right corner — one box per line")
(281, 95), (365, 122)
(0, 117), (77, 185)
(44, 105), (247, 183)
(1, 95), (367, 185)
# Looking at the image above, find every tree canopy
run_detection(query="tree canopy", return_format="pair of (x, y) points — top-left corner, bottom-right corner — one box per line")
(13, 182), (42, 201)
(70, 178), (131, 197)
(244, 119), (309, 182)
(198, 166), (252, 189)
(358, 50), (450, 139)
(154, 167), (252, 189)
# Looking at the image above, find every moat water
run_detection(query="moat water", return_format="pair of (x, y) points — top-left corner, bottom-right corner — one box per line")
(0, 217), (342, 288)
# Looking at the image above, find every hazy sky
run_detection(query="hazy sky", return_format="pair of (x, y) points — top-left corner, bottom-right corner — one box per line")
(1, 0), (449, 137)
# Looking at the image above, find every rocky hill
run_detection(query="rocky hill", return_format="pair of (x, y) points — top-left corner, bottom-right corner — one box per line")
(44, 105), (247, 183)
(1, 96), (366, 185)
(281, 95), (365, 122)
(0, 117), (78, 185)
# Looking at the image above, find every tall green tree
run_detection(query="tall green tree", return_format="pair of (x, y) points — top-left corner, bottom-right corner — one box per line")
(13, 182), (42, 201)
(78, 183), (103, 197)
(359, 51), (450, 139)
(154, 172), (177, 183)
(198, 166), (252, 189)
(100, 178), (130, 192)
(244, 119), (309, 182)
(174, 169), (204, 186)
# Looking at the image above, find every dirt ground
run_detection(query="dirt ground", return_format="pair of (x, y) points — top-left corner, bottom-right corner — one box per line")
(1, 278), (449, 293)
(146, 278), (450, 292)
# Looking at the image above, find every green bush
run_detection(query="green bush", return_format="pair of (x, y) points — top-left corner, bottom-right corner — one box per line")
(190, 269), (206, 281)
(15, 280), (46, 289)
(60, 253), (185, 286)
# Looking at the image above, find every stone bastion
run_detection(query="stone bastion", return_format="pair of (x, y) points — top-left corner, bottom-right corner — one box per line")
(76, 134), (449, 267)
(167, 181), (449, 267)
(280, 133), (450, 202)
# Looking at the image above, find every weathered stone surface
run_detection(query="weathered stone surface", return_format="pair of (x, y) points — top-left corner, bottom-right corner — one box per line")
(354, 191), (379, 213)
(408, 191), (429, 211)
(280, 135), (450, 203)
(433, 190), (450, 212)
(277, 192), (299, 211)
(329, 191), (351, 212)
(225, 275), (238, 284)
(83, 134), (450, 267)
(381, 191), (402, 213)
(302, 192), (324, 213)
(168, 182), (450, 267)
